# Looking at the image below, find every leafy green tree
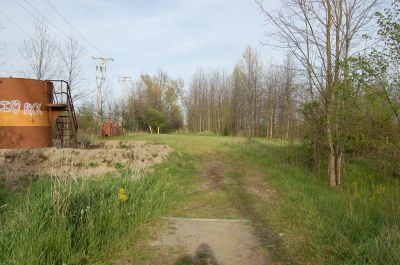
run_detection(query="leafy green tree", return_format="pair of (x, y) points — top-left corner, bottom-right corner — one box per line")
(375, 0), (400, 124)
(167, 105), (183, 132)
(76, 102), (96, 134)
(346, 0), (400, 176)
(144, 107), (165, 134)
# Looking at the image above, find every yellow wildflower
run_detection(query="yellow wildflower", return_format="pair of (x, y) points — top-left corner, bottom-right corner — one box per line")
(118, 187), (128, 202)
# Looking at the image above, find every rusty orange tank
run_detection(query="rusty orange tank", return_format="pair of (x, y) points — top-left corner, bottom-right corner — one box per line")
(101, 118), (121, 137)
(0, 78), (77, 149)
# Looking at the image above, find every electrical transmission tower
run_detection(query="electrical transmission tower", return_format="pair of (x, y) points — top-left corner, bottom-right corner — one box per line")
(92, 56), (114, 126)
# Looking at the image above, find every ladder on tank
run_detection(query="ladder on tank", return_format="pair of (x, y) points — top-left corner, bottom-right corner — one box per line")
(46, 80), (78, 148)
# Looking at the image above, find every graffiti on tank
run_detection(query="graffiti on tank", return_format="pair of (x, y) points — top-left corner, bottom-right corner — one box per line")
(0, 100), (21, 115)
(0, 100), (42, 116)
(0, 101), (11, 113)
(24, 103), (42, 116)
(10, 100), (21, 115)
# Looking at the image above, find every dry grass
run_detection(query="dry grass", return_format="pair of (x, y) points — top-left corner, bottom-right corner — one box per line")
(0, 140), (171, 189)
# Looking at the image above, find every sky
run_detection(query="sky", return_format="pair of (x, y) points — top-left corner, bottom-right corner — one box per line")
(0, 0), (284, 98)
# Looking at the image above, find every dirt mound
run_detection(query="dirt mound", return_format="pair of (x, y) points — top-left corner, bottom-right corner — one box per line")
(0, 140), (171, 187)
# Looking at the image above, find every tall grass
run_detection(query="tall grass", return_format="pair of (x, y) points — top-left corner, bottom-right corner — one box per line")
(232, 140), (400, 265)
(0, 151), (194, 265)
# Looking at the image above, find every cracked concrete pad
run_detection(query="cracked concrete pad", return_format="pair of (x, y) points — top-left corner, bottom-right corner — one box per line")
(152, 217), (266, 265)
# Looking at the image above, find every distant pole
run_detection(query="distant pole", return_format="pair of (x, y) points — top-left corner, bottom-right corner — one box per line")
(118, 76), (132, 101)
(92, 56), (114, 126)
(118, 76), (132, 127)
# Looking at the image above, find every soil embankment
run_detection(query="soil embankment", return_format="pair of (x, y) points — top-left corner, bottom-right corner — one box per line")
(0, 140), (171, 187)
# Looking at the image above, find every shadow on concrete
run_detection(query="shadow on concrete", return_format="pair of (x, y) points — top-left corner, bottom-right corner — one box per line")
(174, 243), (219, 265)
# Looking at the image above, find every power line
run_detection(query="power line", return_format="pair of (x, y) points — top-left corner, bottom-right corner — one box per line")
(7, 0), (109, 59)
(0, 8), (29, 35)
(44, 0), (108, 57)
(13, 0), (71, 43)
(12, 0), (92, 56)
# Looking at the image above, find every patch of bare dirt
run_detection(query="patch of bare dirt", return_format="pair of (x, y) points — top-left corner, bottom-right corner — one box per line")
(242, 169), (277, 203)
(200, 155), (276, 203)
(0, 140), (171, 187)
(244, 186), (275, 202)
(207, 162), (225, 190)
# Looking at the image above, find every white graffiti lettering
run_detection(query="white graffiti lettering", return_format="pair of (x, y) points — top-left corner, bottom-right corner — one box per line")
(0, 101), (11, 112)
(0, 100), (42, 116)
(34, 103), (42, 116)
(24, 103), (34, 115)
(10, 100), (21, 115)
(0, 100), (21, 115)
(24, 103), (42, 116)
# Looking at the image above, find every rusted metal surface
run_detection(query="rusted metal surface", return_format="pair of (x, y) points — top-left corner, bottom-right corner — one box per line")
(0, 78), (52, 148)
(0, 126), (53, 148)
(0, 78), (54, 148)
(101, 118), (121, 137)
(46, 80), (78, 148)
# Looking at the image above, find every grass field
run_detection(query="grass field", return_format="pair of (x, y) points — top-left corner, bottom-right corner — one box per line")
(0, 134), (399, 264)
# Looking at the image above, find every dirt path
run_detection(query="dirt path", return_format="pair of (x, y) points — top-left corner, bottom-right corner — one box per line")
(106, 135), (297, 265)
(147, 148), (279, 265)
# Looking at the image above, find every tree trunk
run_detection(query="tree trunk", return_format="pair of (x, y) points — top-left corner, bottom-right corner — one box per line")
(328, 148), (337, 186)
(337, 150), (342, 185)
(327, 115), (342, 187)
(157, 126), (160, 134)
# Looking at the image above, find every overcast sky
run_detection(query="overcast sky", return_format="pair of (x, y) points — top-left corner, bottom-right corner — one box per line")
(0, 0), (284, 97)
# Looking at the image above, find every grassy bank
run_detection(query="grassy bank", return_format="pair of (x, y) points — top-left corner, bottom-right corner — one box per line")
(0, 151), (195, 265)
(231, 139), (400, 265)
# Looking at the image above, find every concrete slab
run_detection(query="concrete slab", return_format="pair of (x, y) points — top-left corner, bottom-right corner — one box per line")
(152, 217), (266, 265)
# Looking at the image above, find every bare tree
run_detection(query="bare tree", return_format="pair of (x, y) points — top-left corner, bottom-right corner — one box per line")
(185, 47), (301, 139)
(241, 46), (264, 138)
(255, 0), (379, 186)
(61, 33), (87, 101)
(20, 20), (59, 80)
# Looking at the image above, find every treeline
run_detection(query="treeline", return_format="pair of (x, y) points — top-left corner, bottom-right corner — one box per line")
(77, 71), (184, 134)
(185, 48), (300, 139)
(120, 72), (184, 133)
(185, 0), (400, 184)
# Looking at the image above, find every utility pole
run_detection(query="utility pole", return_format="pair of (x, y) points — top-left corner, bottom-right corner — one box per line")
(92, 56), (114, 126)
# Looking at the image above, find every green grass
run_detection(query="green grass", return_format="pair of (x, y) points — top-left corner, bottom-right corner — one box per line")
(1, 133), (399, 265)
(231, 139), (400, 265)
(0, 151), (195, 265)
(102, 133), (400, 264)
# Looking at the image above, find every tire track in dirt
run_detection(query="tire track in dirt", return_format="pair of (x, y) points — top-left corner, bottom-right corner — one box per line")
(150, 147), (297, 265)
(199, 151), (299, 265)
